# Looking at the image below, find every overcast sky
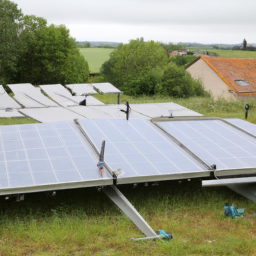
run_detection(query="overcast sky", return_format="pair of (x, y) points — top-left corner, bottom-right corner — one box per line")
(13, 0), (256, 44)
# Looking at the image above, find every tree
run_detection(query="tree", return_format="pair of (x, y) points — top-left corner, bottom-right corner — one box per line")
(0, 0), (23, 83)
(161, 62), (207, 98)
(16, 21), (89, 84)
(243, 39), (247, 50)
(84, 42), (91, 48)
(101, 38), (168, 95)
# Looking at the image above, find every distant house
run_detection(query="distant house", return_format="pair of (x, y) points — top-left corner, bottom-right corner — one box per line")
(187, 56), (256, 99)
(169, 50), (189, 57)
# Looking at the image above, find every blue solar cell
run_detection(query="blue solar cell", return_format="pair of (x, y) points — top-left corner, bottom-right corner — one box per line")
(18, 124), (37, 131)
(23, 138), (44, 149)
(30, 160), (53, 172)
(72, 156), (96, 170)
(0, 152), (4, 161)
(0, 162), (6, 173)
(20, 131), (39, 139)
(67, 145), (89, 157)
(7, 161), (30, 173)
(55, 170), (82, 182)
(33, 172), (57, 185)
(37, 123), (54, 130)
(9, 172), (34, 187)
(4, 139), (23, 151)
(42, 137), (63, 148)
(38, 129), (58, 138)
(27, 149), (48, 160)
(47, 147), (68, 158)
(5, 150), (26, 161)
(51, 157), (76, 171)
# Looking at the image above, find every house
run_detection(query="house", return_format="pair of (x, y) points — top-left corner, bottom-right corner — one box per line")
(187, 56), (256, 99)
(169, 50), (189, 57)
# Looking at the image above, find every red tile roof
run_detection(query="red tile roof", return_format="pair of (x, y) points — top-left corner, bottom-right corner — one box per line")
(201, 56), (256, 95)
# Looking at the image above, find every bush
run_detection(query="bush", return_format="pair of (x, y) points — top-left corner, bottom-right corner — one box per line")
(160, 62), (208, 98)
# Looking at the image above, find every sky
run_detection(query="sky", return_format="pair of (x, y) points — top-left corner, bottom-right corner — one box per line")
(13, 0), (256, 44)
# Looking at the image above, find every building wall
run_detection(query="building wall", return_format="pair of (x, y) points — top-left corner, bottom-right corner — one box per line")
(187, 59), (236, 100)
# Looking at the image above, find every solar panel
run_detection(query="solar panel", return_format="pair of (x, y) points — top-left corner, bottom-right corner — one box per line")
(0, 85), (21, 109)
(0, 121), (112, 194)
(40, 84), (104, 107)
(225, 118), (256, 137)
(92, 83), (122, 94)
(87, 105), (149, 119)
(0, 110), (24, 118)
(156, 120), (256, 170)
(8, 83), (58, 108)
(77, 119), (205, 184)
(130, 103), (202, 118)
(66, 84), (98, 95)
(20, 107), (86, 123)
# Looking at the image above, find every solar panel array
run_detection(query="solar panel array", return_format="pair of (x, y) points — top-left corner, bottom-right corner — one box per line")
(225, 118), (256, 137)
(78, 119), (204, 183)
(8, 83), (58, 108)
(156, 120), (256, 170)
(0, 121), (112, 194)
(40, 84), (104, 107)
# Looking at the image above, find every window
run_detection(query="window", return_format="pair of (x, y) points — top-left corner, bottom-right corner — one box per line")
(235, 79), (250, 86)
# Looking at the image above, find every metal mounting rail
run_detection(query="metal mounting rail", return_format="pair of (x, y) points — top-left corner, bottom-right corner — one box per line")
(103, 185), (157, 237)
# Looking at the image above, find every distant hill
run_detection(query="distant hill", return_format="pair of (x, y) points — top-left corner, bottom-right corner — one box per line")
(178, 42), (242, 47)
(76, 41), (121, 48)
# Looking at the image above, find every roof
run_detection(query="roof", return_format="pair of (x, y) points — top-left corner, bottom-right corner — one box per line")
(200, 56), (256, 95)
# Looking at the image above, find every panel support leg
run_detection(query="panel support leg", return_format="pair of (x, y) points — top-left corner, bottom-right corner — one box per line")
(228, 184), (256, 202)
(103, 185), (157, 237)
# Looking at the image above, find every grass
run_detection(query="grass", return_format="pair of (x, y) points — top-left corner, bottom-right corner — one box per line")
(1, 96), (256, 255)
(79, 48), (114, 73)
(0, 117), (38, 126)
(188, 47), (256, 58)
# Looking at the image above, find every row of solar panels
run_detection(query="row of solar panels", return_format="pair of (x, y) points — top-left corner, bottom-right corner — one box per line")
(1, 83), (116, 109)
(0, 117), (255, 195)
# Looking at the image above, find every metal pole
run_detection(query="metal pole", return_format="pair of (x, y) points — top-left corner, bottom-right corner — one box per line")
(117, 93), (120, 105)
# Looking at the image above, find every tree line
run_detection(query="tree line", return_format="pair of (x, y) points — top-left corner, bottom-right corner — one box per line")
(0, 0), (89, 85)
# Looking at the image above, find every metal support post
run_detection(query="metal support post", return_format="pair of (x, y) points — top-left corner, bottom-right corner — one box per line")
(117, 93), (120, 105)
(103, 185), (157, 237)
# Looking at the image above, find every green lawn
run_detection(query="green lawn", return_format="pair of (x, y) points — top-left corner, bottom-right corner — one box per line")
(79, 48), (114, 73)
(1, 96), (256, 255)
(188, 47), (256, 58)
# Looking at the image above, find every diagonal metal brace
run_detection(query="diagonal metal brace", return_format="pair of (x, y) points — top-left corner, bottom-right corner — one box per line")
(103, 185), (157, 237)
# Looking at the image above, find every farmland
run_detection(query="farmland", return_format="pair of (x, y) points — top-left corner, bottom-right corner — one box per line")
(79, 48), (114, 73)
(188, 47), (256, 58)
(1, 96), (256, 255)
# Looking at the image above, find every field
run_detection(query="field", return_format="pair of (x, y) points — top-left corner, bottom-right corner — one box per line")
(1, 96), (256, 255)
(188, 47), (256, 58)
(79, 48), (114, 73)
